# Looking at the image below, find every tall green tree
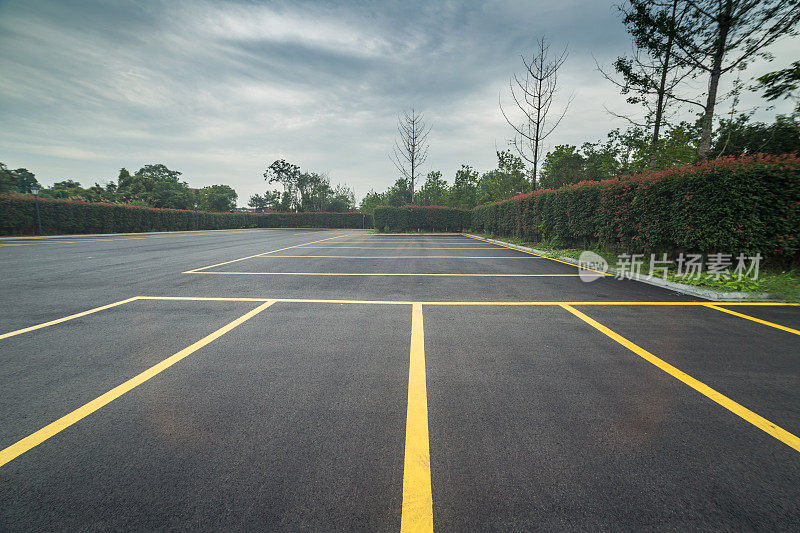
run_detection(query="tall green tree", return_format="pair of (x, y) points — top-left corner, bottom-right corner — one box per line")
(0, 163), (15, 193)
(114, 164), (192, 208)
(662, 0), (800, 161)
(52, 179), (82, 190)
(539, 145), (586, 189)
(359, 190), (386, 214)
(604, 0), (692, 168)
(8, 168), (40, 193)
(448, 165), (479, 209)
(416, 171), (449, 206)
(385, 178), (413, 206)
(264, 159), (301, 211)
(477, 151), (529, 203)
(753, 60), (800, 113)
(327, 184), (357, 212)
(713, 113), (800, 156)
(248, 191), (281, 211)
(197, 184), (238, 211)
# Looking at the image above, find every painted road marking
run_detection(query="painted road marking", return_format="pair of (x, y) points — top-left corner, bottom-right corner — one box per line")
(185, 272), (609, 277)
(561, 304), (800, 453)
(3, 297), (795, 340)
(0, 297), (140, 340)
(299, 246), (495, 249)
(401, 303), (433, 532)
(135, 296), (798, 306)
(0, 228), (332, 247)
(463, 234), (608, 274)
(253, 255), (548, 259)
(0, 300), (276, 468)
(183, 234), (348, 273)
(333, 241), (473, 244)
(704, 304), (800, 336)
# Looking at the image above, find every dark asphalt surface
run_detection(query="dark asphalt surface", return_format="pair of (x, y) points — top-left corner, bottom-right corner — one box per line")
(0, 228), (798, 531)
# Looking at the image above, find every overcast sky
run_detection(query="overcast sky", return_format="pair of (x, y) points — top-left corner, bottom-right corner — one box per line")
(1, 0), (797, 205)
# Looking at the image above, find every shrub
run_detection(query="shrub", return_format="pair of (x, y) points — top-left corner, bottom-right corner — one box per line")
(471, 154), (800, 261)
(0, 196), (372, 235)
(373, 205), (471, 232)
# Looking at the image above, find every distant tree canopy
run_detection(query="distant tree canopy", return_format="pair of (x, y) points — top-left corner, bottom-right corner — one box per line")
(251, 159), (356, 212)
(0, 164), (41, 194)
(0, 162), (242, 212)
(196, 184), (238, 212)
(358, 151), (529, 213)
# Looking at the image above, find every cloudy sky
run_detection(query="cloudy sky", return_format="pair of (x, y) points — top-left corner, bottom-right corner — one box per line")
(1, 0), (797, 205)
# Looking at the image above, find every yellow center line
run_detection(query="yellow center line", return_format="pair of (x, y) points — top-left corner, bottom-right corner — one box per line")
(703, 304), (800, 335)
(560, 304), (800, 453)
(0, 300), (276, 468)
(183, 234), (349, 273)
(401, 303), (434, 532)
(0, 297), (140, 340)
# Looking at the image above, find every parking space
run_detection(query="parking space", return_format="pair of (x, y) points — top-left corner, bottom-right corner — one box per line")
(1, 229), (798, 530)
(184, 234), (610, 278)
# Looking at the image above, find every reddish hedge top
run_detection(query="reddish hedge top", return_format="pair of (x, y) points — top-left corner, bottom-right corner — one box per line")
(479, 152), (800, 208)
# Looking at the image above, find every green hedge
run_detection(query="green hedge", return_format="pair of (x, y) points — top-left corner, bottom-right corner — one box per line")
(0, 195), (372, 235)
(471, 154), (800, 261)
(374, 205), (471, 232)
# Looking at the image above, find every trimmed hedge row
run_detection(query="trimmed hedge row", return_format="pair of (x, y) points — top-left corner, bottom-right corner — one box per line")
(0, 195), (372, 235)
(471, 154), (800, 260)
(374, 205), (471, 232)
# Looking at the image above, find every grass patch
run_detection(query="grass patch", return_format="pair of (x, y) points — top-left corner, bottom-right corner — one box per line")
(469, 232), (800, 302)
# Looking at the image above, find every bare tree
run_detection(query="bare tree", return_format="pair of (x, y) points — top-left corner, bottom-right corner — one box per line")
(501, 36), (573, 190)
(390, 109), (430, 203)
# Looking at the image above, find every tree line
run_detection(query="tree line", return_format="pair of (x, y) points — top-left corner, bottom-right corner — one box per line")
(0, 163), (238, 212)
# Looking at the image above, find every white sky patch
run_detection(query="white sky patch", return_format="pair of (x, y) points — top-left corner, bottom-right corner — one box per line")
(194, 3), (394, 59)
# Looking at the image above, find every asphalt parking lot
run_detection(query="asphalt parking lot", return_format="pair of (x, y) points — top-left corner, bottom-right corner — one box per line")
(1, 229), (798, 531)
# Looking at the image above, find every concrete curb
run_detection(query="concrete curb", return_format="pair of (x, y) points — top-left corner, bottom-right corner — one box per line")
(462, 233), (774, 302)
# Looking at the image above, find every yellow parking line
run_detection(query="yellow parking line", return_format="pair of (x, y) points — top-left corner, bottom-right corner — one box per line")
(561, 304), (800, 453)
(0, 300), (275, 468)
(300, 246), (494, 249)
(704, 304), (800, 335)
(183, 234), (348, 273)
(254, 255), (547, 259)
(463, 235), (608, 274)
(0, 297), (141, 340)
(186, 272), (608, 277)
(401, 303), (433, 532)
(133, 297), (798, 306)
(334, 239), (472, 244)
(0, 241), (76, 246)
